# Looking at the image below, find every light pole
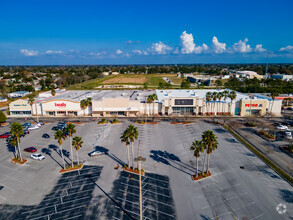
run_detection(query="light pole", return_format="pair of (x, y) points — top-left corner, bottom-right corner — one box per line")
(134, 141), (146, 220)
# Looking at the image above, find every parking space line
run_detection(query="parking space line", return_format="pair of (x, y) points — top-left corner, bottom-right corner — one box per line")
(201, 192), (248, 209)
(232, 202), (255, 211)
(0, 173), (25, 183)
(0, 183), (15, 192)
(0, 195), (6, 201)
(250, 213), (265, 220)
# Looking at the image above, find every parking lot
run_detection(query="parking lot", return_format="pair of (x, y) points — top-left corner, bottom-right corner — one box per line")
(0, 119), (292, 219)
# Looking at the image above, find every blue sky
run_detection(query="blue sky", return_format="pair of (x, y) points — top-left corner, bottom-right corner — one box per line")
(0, 0), (293, 65)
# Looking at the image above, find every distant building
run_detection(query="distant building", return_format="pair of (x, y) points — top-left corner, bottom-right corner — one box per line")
(187, 75), (218, 86)
(0, 97), (7, 102)
(111, 72), (120, 75)
(8, 91), (30, 98)
(270, 74), (293, 81)
(102, 72), (109, 76)
(235, 71), (263, 79)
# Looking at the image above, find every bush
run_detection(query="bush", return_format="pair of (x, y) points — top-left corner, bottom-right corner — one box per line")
(0, 111), (6, 124)
(112, 118), (119, 124)
(245, 121), (255, 127)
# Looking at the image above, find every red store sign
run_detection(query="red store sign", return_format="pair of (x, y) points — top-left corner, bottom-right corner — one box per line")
(245, 104), (262, 107)
(55, 103), (66, 107)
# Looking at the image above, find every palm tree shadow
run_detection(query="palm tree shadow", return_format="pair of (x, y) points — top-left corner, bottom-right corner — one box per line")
(6, 143), (16, 158)
(149, 152), (193, 176)
(48, 144), (70, 165)
(94, 146), (126, 166)
(150, 150), (195, 173)
(41, 148), (63, 168)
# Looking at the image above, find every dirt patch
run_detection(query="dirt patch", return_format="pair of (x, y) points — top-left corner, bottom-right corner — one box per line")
(101, 76), (147, 84)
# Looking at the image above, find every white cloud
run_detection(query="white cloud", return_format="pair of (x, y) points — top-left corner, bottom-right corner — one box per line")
(173, 47), (180, 54)
(125, 40), (140, 44)
(133, 49), (142, 55)
(194, 44), (209, 54)
(180, 31), (195, 54)
(116, 49), (123, 55)
(231, 38), (252, 53)
(280, 45), (293, 52)
(255, 44), (266, 52)
(20, 49), (39, 56)
(89, 51), (107, 57)
(212, 36), (226, 54)
(45, 50), (63, 54)
(150, 41), (172, 54)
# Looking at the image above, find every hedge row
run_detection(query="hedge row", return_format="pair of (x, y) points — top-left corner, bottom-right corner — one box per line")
(222, 124), (293, 185)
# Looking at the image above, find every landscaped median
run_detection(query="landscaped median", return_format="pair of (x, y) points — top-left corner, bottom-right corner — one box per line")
(123, 165), (145, 176)
(59, 163), (84, 174)
(11, 157), (27, 165)
(221, 123), (293, 185)
(192, 171), (212, 181)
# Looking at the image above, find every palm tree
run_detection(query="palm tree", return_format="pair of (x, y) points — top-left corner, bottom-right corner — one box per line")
(80, 99), (87, 116)
(152, 93), (158, 116)
(217, 92), (223, 115)
(270, 91), (279, 115)
(72, 136), (83, 166)
(205, 92), (212, 115)
(65, 123), (76, 168)
(284, 97), (292, 106)
(120, 130), (131, 168)
(51, 89), (56, 96)
(228, 91), (237, 115)
(212, 92), (218, 115)
(125, 125), (138, 169)
(28, 95), (39, 122)
(190, 140), (204, 177)
(222, 90), (229, 114)
(54, 130), (66, 169)
(86, 97), (92, 116)
(202, 130), (218, 173)
(10, 122), (23, 161)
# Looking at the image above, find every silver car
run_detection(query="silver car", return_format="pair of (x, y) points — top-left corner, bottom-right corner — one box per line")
(31, 153), (45, 160)
(88, 150), (104, 157)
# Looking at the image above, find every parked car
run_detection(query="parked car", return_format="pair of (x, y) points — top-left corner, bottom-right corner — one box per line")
(3, 132), (11, 136)
(277, 125), (288, 130)
(24, 147), (37, 153)
(42, 133), (50, 138)
(58, 122), (66, 126)
(285, 130), (292, 136)
(0, 134), (9, 138)
(30, 153), (45, 160)
(22, 123), (31, 127)
(52, 126), (62, 131)
(88, 150), (104, 157)
(28, 125), (40, 130)
(38, 121), (45, 126)
(287, 107), (293, 111)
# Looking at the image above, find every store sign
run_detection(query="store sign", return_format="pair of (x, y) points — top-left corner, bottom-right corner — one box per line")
(175, 99), (193, 105)
(245, 104), (262, 107)
(55, 103), (66, 107)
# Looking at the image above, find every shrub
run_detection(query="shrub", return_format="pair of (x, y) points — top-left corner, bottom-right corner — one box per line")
(245, 121), (255, 127)
(112, 118), (119, 124)
(0, 111), (6, 124)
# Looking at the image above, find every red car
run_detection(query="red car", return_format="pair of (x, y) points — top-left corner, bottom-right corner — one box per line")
(0, 134), (9, 138)
(24, 147), (37, 153)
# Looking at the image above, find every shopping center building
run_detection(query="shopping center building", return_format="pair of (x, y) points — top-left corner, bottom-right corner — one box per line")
(8, 89), (282, 117)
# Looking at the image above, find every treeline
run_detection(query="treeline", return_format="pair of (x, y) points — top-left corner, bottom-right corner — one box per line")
(225, 77), (293, 94)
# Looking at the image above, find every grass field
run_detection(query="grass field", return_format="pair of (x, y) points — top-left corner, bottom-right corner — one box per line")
(67, 74), (183, 90)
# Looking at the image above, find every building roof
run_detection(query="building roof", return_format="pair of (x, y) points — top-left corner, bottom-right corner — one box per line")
(36, 90), (155, 103)
(155, 89), (274, 103)
(10, 91), (29, 95)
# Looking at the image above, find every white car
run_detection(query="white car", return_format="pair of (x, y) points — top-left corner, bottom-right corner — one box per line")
(285, 130), (292, 136)
(30, 153), (45, 160)
(277, 125), (288, 130)
(28, 125), (40, 130)
(88, 150), (104, 157)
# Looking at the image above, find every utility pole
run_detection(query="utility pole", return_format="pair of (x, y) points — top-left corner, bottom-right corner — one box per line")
(134, 140), (146, 220)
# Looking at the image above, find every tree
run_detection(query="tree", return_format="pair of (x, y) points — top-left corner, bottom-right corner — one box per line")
(190, 140), (204, 177)
(181, 79), (190, 89)
(215, 79), (223, 88)
(270, 91), (279, 115)
(217, 92), (223, 114)
(143, 82), (148, 89)
(284, 97), (292, 106)
(28, 95), (39, 122)
(65, 123), (76, 168)
(86, 97), (92, 116)
(222, 90), (229, 114)
(120, 130), (131, 168)
(228, 91), (237, 115)
(158, 82), (164, 89)
(205, 92), (212, 114)
(51, 89), (56, 96)
(80, 99), (87, 116)
(72, 136), (83, 166)
(54, 130), (66, 169)
(125, 125), (138, 169)
(202, 130), (218, 173)
(0, 111), (6, 125)
(212, 92), (218, 115)
(10, 122), (24, 161)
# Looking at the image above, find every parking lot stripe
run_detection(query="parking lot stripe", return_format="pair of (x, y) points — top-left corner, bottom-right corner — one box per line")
(0, 195), (6, 201)
(250, 213), (265, 220)
(201, 192), (248, 209)
(0, 183), (15, 192)
(0, 173), (25, 183)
